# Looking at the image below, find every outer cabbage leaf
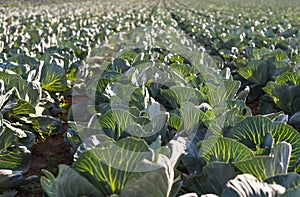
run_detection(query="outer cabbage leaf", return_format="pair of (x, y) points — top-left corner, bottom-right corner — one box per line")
(228, 116), (300, 171)
(184, 162), (239, 196)
(233, 142), (291, 179)
(40, 165), (99, 197)
(199, 136), (254, 164)
(0, 72), (41, 105)
(121, 137), (186, 197)
(72, 137), (154, 195)
(0, 170), (37, 193)
(40, 63), (68, 91)
(221, 174), (285, 197)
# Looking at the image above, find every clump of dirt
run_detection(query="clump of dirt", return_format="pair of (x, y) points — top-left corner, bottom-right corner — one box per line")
(17, 124), (73, 197)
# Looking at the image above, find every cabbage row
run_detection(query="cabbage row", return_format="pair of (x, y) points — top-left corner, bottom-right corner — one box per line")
(168, 0), (300, 119)
(0, 0), (156, 195)
(0, 0), (300, 196)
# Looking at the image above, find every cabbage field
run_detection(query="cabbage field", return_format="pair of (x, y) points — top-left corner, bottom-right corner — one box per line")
(0, 0), (300, 196)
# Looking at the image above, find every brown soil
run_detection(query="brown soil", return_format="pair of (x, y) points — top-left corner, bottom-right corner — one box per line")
(15, 95), (89, 196)
(16, 95), (74, 197)
(17, 124), (73, 197)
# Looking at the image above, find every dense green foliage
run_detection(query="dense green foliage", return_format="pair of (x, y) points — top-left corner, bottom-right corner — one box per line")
(0, 0), (300, 196)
